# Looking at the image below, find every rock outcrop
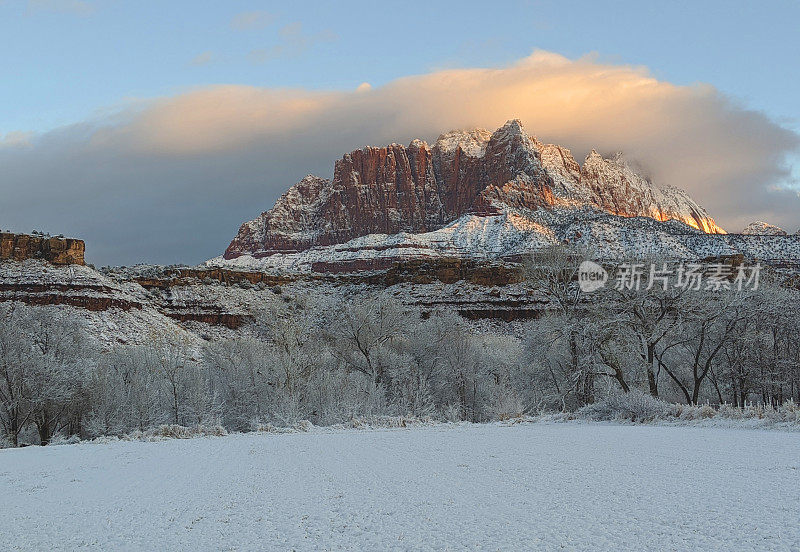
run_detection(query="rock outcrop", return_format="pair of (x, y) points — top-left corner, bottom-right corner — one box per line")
(224, 120), (724, 260)
(0, 232), (85, 265)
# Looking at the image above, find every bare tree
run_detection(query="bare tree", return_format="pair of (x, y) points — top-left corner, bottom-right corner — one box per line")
(145, 328), (193, 425)
(327, 294), (409, 386)
(607, 279), (688, 397)
(655, 292), (747, 404)
(523, 244), (599, 406)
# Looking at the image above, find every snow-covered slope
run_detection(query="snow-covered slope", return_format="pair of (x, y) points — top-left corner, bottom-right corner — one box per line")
(577, 151), (724, 234)
(210, 206), (800, 273)
(0, 260), (208, 349)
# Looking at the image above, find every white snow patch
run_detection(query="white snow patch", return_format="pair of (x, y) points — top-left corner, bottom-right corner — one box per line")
(433, 128), (492, 158)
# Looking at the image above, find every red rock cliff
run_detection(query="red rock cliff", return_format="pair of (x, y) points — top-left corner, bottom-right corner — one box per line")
(224, 120), (556, 259)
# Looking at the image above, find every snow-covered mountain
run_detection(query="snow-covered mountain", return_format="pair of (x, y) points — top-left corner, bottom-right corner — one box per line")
(741, 221), (788, 236)
(222, 120), (725, 267)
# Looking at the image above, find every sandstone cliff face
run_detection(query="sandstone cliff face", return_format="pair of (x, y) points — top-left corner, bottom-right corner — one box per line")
(531, 144), (724, 233)
(224, 120), (723, 259)
(0, 232), (85, 265)
(577, 152), (724, 234)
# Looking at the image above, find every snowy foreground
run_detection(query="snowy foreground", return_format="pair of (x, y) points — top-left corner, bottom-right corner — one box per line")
(1, 423), (799, 551)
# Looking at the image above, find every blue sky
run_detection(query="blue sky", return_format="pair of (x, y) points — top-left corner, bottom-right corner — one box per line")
(1, 0), (798, 265)
(3, 0), (798, 135)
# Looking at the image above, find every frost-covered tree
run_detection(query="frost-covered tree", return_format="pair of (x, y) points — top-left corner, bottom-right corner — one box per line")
(0, 304), (93, 445)
(140, 328), (217, 426)
(523, 245), (600, 407)
(716, 284), (800, 406)
(0, 303), (35, 446)
(86, 345), (164, 436)
(326, 294), (409, 386)
(203, 337), (273, 430)
(25, 309), (93, 444)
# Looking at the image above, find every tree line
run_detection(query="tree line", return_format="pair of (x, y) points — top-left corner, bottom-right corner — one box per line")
(1, 246), (798, 445)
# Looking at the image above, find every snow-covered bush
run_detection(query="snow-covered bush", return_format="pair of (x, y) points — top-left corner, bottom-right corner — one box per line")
(578, 390), (674, 422)
(108, 424), (228, 442)
(485, 384), (526, 421)
(149, 424), (227, 439)
(440, 403), (464, 423)
(676, 404), (717, 420)
(49, 434), (81, 445)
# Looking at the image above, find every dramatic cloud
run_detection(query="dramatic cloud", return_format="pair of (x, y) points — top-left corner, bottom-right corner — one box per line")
(1, 51), (798, 265)
(0, 131), (34, 148)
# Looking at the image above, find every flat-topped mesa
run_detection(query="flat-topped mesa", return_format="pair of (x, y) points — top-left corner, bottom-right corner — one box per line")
(224, 119), (724, 259)
(0, 232), (85, 265)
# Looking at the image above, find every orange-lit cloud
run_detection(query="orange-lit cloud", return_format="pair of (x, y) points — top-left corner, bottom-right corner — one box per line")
(1, 51), (797, 264)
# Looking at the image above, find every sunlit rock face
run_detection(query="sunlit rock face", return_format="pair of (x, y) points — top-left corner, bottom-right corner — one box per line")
(741, 221), (788, 236)
(224, 120), (724, 260)
(575, 151), (725, 234)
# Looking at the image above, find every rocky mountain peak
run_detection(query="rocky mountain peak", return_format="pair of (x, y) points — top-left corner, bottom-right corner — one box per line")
(575, 148), (724, 234)
(408, 138), (430, 151)
(741, 221), (788, 236)
(493, 118), (527, 138)
(586, 148), (602, 159)
(223, 121), (725, 260)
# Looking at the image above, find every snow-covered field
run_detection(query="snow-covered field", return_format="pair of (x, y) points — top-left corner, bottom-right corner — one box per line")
(1, 423), (798, 551)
